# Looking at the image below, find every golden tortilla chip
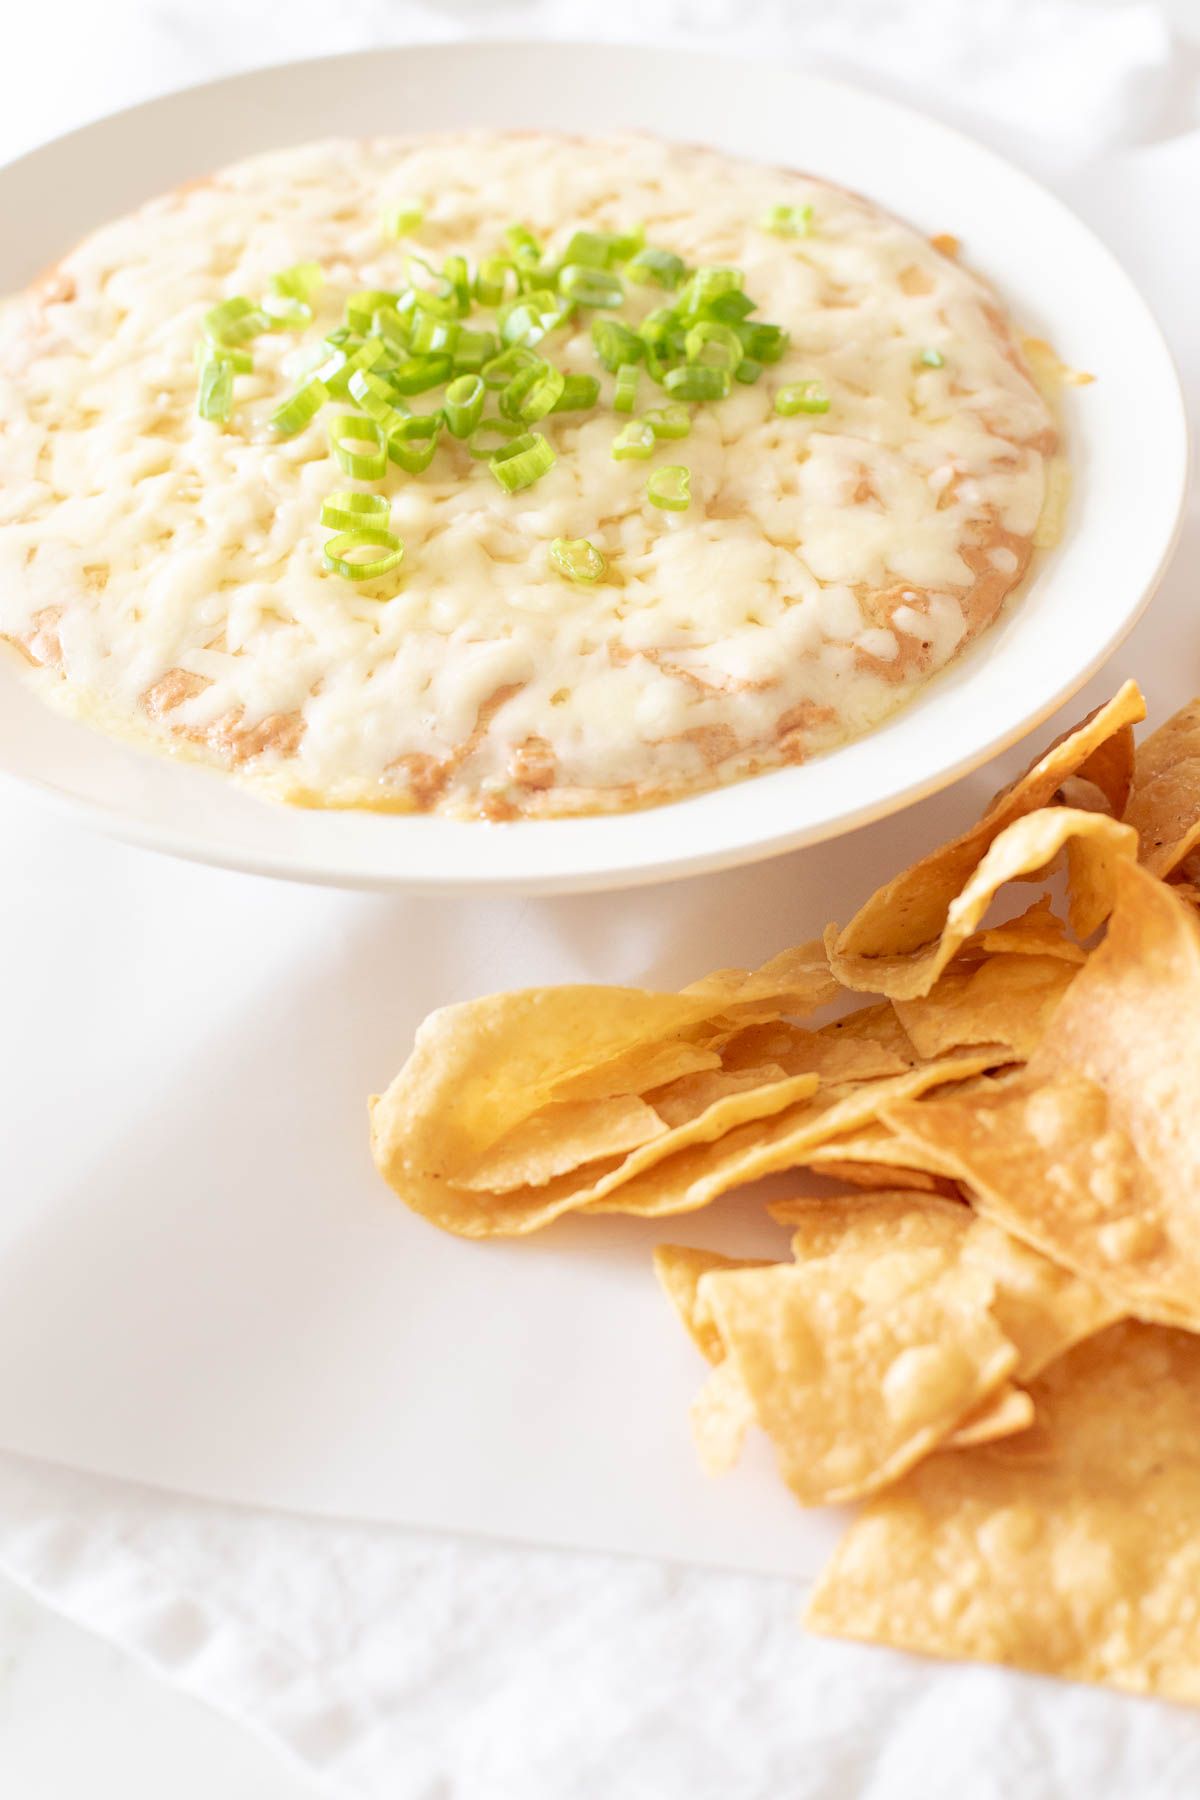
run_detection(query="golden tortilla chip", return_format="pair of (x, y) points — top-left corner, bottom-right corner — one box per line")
(947, 1386), (1035, 1447)
(696, 1254), (1016, 1505)
(772, 1191), (1116, 1384)
(458, 1094), (668, 1192)
(583, 1053), (1001, 1221)
(782, 1125), (961, 1195)
(717, 1016), (913, 1084)
(965, 895), (1086, 963)
(826, 808), (1137, 1001)
(807, 1322), (1200, 1705)
(886, 862), (1200, 1325)
(825, 681), (1144, 987)
(681, 941), (838, 1016)
(1125, 695), (1200, 879)
(652, 1243), (764, 1365)
(552, 1037), (722, 1102)
(893, 953), (1078, 1062)
(690, 1359), (760, 1475)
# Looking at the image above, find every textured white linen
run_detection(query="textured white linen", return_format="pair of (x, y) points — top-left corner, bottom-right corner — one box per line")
(2, 5), (1199, 1796)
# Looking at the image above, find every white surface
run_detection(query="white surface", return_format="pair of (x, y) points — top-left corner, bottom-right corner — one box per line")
(0, 42), (1186, 893)
(1, 4), (1199, 1799)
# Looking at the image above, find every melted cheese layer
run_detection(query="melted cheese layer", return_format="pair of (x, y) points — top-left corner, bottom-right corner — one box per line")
(0, 132), (1056, 817)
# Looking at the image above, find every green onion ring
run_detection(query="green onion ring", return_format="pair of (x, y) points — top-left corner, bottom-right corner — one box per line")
(551, 373), (601, 413)
(625, 247), (686, 290)
(591, 316), (644, 373)
(270, 377), (329, 437)
(383, 198), (424, 237)
(481, 345), (540, 390)
(320, 491), (391, 532)
(196, 354), (234, 423)
(488, 431), (556, 492)
(775, 381), (830, 416)
(663, 364), (730, 402)
(760, 202), (813, 237)
(611, 420), (656, 461)
(558, 264), (624, 308)
(642, 402), (691, 440)
(467, 418), (524, 460)
(549, 537), (607, 583)
(323, 528), (405, 582)
(443, 373), (486, 439)
(613, 363), (639, 413)
(501, 360), (566, 424)
(270, 261), (324, 304)
(386, 413), (441, 474)
(328, 414), (387, 479)
(646, 465), (691, 511)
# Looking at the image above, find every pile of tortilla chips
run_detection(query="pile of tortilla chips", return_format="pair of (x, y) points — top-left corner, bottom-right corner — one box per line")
(372, 676), (1200, 1706)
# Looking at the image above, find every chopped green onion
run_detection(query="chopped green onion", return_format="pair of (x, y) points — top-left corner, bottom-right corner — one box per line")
(387, 413), (441, 474)
(704, 289), (757, 324)
(613, 362), (639, 413)
(501, 360), (566, 424)
(625, 247), (686, 289)
(261, 293), (312, 332)
(346, 290), (397, 335)
(467, 418), (524, 459)
(562, 229), (615, 270)
(194, 337), (253, 374)
(647, 465), (691, 511)
(203, 296), (272, 349)
(684, 320), (743, 372)
(643, 403), (691, 440)
(734, 357), (764, 385)
(677, 267), (742, 318)
(320, 490), (390, 532)
(347, 368), (409, 434)
(373, 303), (412, 355)
(269, 377), (329, 436)
(443, 373), (486, 438)
(488, 431), (556, 492)
(405, 257), (459, 318)
(760, 202), (813, 237)
(388, 352), (453, 395)
(559, 264), (624, 308)
(663, 364), (730, 402)
(552, 373), (601, 412)
(919, 347), (946, 368)
(323, 527), (405, 582)
(474, 257), (517, 307)
(328, 414), (387, 479)
(442, 254), (471, 314)
(611, 420), (656, 461)
(320, 337), (387, 397)
(383, 198), (424, 237)
(270, 261), (324, 304)
(499, 290), (567, 349)
(482, 345), (541, 390)
(196, 354), (233, 423)
(737, 321), (789, 363)
(410, 308), (460, 355)
(549, 537), (607, 583)
(505, 224), (542, 265)
(591, 317), (644, 372)
(452, 328), (498, 374)
(775, 380), (830, 416)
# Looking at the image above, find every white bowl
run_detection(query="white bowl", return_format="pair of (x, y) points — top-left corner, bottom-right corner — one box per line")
(0, 42), (1186, 892)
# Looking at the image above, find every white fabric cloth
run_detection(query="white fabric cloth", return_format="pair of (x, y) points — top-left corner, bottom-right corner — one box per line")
(3, 5), (1200, 1796)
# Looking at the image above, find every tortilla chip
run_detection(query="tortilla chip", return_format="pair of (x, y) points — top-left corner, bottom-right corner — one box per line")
(458, 1094), (668, 1192)
(807, 1322), (1200, 1705)
(1125, 695), (1200, 879)
(718, 1016), (913, 1084)
(947, 1386), (1035, 1448)
(825, 681), (1144, 981)
(582, 1052), (1002, 1221)
(697, 1255), (1017, 1505)
(646, 1066), (788, 1129)
(826, 808), (1137, 1001)
(887, 863), (1200, 1324)
(552, 1037), (722, 1102)
(783, 1125), (961, 1195)
(652, 1243), (764, 1365)
(893, 953), (1078, 1062)
(965, 895), (1086, 963)
(681, 941), (838, 1015)
(690, 1359), (759, 1474)
(773, 1191), (1116, 1385)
